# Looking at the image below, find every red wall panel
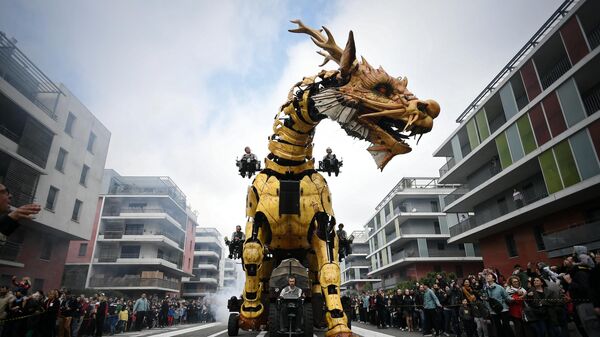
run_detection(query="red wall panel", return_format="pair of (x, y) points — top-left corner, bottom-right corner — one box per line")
(520, 60), (542, 101)
(560, 17), (589, 65)
(529, 104), (551, 146)
(542, 91), (567, 137)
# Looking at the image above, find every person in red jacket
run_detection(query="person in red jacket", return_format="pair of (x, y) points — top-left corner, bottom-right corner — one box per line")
(506, 276), (527, 337)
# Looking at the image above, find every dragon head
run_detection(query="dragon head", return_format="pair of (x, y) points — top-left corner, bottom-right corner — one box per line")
(290, 20), (440, 170)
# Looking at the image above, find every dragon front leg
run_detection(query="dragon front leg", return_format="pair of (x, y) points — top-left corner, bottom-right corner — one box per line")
(311, 207), (352, 337)
(239, 188), (272, 330)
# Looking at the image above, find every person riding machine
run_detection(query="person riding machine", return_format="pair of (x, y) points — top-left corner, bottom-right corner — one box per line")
(236, 146), (261, 178)
(336, 224), (353, 262)
(224, 225), (245, 259)
(318, 148), (342, 177)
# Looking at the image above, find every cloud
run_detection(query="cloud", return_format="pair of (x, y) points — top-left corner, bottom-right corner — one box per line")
(0, 0), (563, 238)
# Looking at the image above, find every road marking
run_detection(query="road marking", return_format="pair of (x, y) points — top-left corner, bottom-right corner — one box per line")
(145, 322), (222, 337)
(257, 331), (267, 337)
(351, 326), (396, 337)
(207, 329), (228, 337)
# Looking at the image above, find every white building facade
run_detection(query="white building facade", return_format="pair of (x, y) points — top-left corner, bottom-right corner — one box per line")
(0, 32), (110, 290)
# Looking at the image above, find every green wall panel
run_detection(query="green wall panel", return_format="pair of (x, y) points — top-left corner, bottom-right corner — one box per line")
(496, 132), (512, 169)
(467, 119), (480, 150)
(516, 114), (537, 155)
(539, 149), (563, 194)
(475, 109), (490, 140)
(554, 140), (581, 188)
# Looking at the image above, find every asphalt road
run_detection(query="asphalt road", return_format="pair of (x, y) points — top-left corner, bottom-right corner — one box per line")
(119, 321), (424, 337)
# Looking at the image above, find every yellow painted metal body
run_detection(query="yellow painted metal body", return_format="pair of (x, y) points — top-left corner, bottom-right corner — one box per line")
(239, 79), (352, 336)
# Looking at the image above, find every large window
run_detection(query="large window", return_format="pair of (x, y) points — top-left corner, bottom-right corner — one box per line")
(87, 132), (96, 153)
(505, 234), (518, 257)
(79, 165), (90, 186)
(124, 223), (144, 235)
(72, 199), (83, 222)
(533, 225), (546, 251)
(120, 245), (140, 258)
(78, 243), (88, 256)
(45, 186), (59, 211)
(55, 148), (68, 172)
(40, 238), (52, 260)
(65, 112), (76, 136)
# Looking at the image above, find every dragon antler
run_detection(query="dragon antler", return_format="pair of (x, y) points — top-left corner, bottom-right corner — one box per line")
(289, 19), (357, 76)
(289, 19), (344, 66)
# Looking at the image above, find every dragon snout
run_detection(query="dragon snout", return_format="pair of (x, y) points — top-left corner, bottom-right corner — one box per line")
(418, 99), (440, 119)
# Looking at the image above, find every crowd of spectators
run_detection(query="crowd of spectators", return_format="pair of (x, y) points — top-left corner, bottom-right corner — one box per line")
(346, 246), (600, 337)
(0, 282), (217, 337)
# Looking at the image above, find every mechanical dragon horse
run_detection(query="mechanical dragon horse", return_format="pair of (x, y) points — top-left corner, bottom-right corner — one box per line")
(238, 20), (440, 337)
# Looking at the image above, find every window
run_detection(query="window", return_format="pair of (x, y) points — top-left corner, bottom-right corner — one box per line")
(157, 249), (164, 259)
(87, 132), (96, 153)
(430, 200), (439, 212)
(65, 112), (76, 136)
(459, 243), (465, 250)
(55, 148), (68, 172)
(505, 234), (518, 257)
(120, 245), (140, 258)
(40, 239), (52, 260)
(533, 225), (546, 251)
(188, 258), (191, 269)
(434, 221), (441, 234)
(33, 278), (45, 290)
(437, 242), (446, 250)
(78, 243), (88, 256)
(124, 223), (144, 235)
(72, 199), (83, 222)
(455, 265), (464, 278)
(45, 186), (59, 211)
(79, 165), (89, 186)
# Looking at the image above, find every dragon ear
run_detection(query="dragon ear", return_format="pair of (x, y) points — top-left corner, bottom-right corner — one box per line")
(340, 31), (356, 78)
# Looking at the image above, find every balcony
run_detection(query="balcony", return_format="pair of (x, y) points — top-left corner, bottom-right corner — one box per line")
(196, 263), (218, 271)
(186, 277), (219, 285)
(95, 252), (183, 270)
(102, 208), (186, 230)
(444, 185), (470, 206)
(89, 277), (180, 291)
(0, 32), (62, 120)
(111, 184), (186, 209)
(439, 158), (456, 177)
(194, 250), (220, 259)
(99, 231), (184, 250)
(540, 56), (571, 90)
(543, 220), (600, 257)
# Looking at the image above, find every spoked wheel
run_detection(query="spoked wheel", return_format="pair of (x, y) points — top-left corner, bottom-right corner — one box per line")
(228, 313), (239, 336)
(303, 304), (313, 337)
(269, 304), (279, 336)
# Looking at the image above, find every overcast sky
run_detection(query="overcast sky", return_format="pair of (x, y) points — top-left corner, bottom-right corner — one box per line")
(1, 0), (562, 237)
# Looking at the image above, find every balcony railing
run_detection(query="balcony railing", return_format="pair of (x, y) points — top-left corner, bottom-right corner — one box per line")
(540, 57), (571, 90)
(0, 241), (22, 262)
(113, 186), (186, 208)
(582, 84), (600, 116)
(96, 252), (182, 268)
(439, 157), (456, 177)
(89, 277), (180, 290)
(587, 22), (600, 50)
(449, 189), (548, 237)
(444, 185), (470, 206)
(542, 220), (600, 251)
(103, 207), (186, 228)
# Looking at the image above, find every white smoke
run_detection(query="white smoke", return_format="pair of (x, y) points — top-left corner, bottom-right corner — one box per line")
(208, 261), (245, 323)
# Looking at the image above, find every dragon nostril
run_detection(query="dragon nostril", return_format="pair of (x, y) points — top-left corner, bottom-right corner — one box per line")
(425, 99), (440, 118)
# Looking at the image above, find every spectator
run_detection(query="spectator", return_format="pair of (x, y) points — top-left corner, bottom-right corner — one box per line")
(375, 288), (387, 329)
(422, 282), (441, 337)
(512, 189), (524, 208)
(402, 288), (415, 332)
(0, 286), (12, 336)
(506, 276), (527, 337)
(132, 293), (149, 331)
(484, 273), (513, 337)
(460, 298), (477, 337)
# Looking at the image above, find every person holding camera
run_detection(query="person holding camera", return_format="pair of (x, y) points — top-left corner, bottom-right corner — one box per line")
(485, 273), (513, 337)
(0, 184), (41, 237)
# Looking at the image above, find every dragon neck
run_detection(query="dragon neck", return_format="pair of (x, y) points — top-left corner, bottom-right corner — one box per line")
(266, 89), (322, 175)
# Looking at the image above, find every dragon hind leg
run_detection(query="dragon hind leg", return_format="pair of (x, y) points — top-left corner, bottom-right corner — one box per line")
(312, 211), (352, 337)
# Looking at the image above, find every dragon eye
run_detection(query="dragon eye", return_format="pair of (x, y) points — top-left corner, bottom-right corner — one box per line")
(373, 83), (392, 97)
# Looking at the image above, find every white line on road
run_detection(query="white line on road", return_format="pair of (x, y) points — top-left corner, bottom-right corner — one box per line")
(207, 329), (228, 337)
(257, 331), (267, 337)
(351, 326), (396, 337)
(148, 322), (222, 337)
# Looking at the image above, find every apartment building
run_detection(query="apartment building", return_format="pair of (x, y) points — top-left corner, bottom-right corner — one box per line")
(181, 227), (224, 298)
(63, 170), (195, 297)
(340, 230), (380, 293)
(365, 178), (483, 289)
(433, 0), (600, 275)
(0, 32), (110, 290)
